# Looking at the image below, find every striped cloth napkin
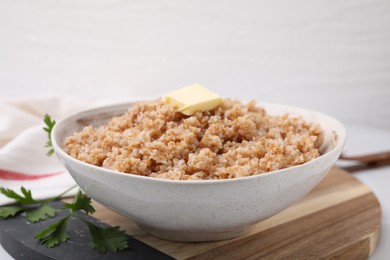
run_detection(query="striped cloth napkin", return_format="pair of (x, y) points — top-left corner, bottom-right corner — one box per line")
(0, 95), (150, 206)
(0, 96), (96, 205)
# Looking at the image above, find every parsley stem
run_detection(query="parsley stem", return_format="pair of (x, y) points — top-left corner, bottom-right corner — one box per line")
(49, 185), (78, 202)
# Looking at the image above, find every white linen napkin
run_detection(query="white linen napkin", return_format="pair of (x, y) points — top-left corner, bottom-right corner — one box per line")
(0, 95), (150, 206)
(0, 96), (95, 205)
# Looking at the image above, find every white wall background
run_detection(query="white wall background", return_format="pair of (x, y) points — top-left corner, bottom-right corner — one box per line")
(1, 0), (389, 128)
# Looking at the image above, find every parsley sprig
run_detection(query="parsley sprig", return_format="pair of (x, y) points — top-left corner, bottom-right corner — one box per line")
(0, 186), (58, 222)
(0, 114), (129, 253)
(43, 114), (56, 156)
(0, 187), (129, 253)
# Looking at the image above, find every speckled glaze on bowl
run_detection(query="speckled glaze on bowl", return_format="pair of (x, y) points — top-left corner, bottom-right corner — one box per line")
(52, 102), (346, 242)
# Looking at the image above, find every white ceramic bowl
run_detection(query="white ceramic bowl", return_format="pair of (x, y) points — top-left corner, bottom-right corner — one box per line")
(52, 102), (346, 242)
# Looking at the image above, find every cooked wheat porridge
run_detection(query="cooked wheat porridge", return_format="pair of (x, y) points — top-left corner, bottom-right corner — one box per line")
(64, 99), (323, 180)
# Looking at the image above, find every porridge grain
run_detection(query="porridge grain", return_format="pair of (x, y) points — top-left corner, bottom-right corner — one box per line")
(65, 99), (323, 180)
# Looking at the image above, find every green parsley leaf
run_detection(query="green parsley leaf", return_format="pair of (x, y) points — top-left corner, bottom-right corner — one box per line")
(35, 216), (69, 248)
(63, 190), (95, 215)
(26, 203), (57, 223)
(0, 187), (38, 204)
(0, 185), (129, 253)
(86, 222), (129, 253)
(43, 114), (56, 156)
(0, 206), (26, 219)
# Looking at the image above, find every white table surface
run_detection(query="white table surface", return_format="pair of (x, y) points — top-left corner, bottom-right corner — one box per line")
(1, 1), (389, 259)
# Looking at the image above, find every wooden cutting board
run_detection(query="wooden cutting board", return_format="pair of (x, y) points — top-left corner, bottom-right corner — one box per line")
(93, 167), (382, 259)
(0, 167), (381, 259)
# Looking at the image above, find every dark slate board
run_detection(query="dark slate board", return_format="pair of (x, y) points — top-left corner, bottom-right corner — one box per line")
(0, 201), (173, 260)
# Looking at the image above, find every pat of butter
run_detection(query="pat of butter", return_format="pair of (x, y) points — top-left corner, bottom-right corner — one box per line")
(163, 84), (222, 115)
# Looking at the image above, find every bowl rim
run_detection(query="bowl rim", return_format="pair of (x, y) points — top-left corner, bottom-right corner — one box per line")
(52, 101), (346, 185)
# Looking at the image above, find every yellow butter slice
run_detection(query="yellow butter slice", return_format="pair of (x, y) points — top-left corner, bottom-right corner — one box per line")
(163, 84), (222, 116)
